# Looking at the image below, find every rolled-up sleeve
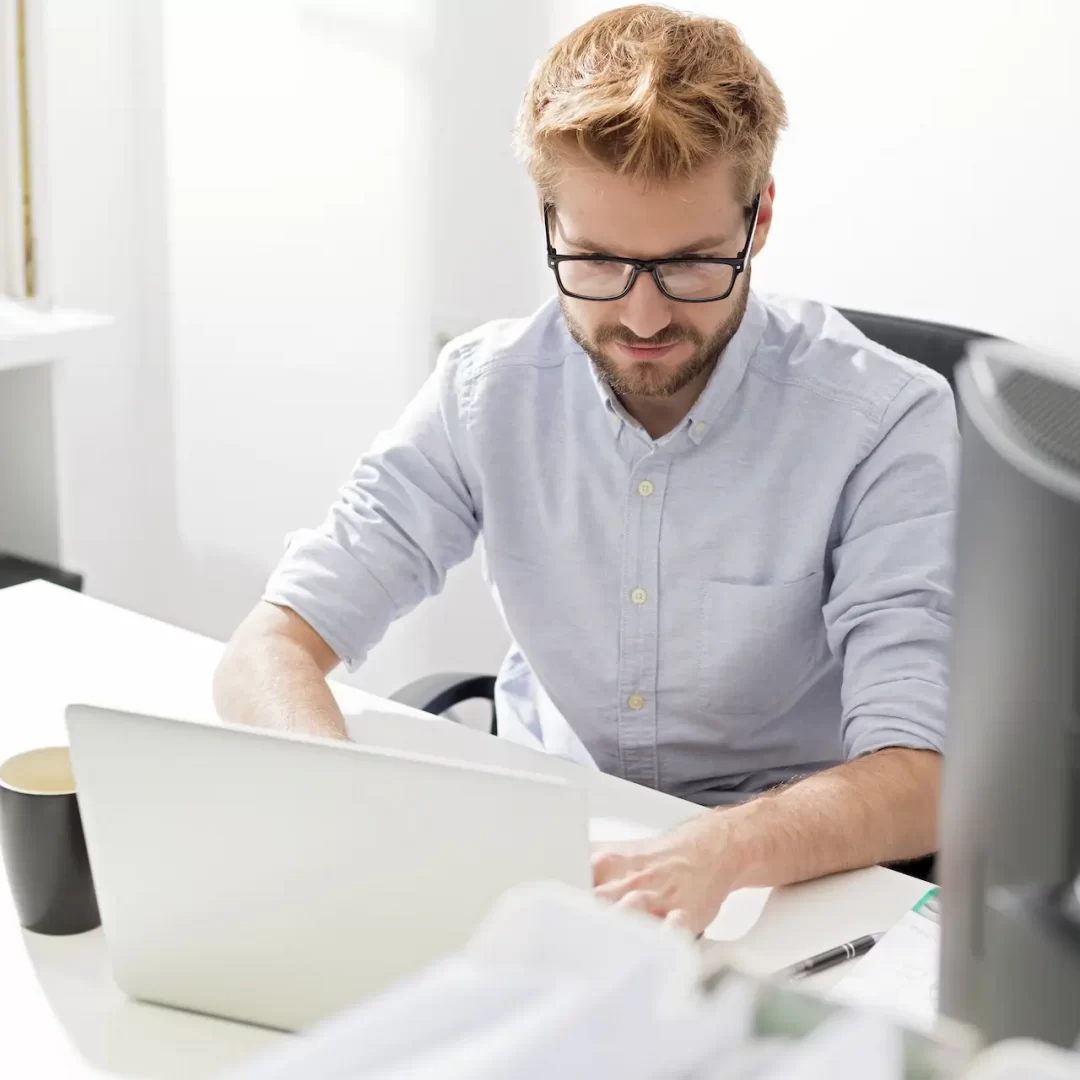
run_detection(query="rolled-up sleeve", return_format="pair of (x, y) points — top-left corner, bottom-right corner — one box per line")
(262, 348), (480, 671)
(824, 371), (959, 759)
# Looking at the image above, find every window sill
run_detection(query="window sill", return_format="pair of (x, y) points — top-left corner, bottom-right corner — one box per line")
(0, 297), (113, 373)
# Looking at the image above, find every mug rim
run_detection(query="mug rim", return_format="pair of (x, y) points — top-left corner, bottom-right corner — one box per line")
(0, 746), (76, 797)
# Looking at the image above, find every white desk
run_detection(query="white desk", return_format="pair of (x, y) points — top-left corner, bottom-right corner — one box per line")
(0, 582), (930, 1078)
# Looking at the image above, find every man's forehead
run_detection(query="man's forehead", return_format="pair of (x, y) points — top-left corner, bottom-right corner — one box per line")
(549, 157), (744, 255)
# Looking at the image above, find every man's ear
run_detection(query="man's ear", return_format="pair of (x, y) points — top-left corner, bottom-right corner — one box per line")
(752, 177), (776, 258)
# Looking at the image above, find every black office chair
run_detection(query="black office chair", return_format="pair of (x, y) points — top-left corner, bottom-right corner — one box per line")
(389, 309), (995, 882)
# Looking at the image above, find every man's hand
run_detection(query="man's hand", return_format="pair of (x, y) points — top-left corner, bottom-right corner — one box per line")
(592, 748), (941, 935)
(592, 812), (743, 936)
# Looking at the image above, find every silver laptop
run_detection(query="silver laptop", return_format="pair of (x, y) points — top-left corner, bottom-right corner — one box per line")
(65, 705), (591, 1032)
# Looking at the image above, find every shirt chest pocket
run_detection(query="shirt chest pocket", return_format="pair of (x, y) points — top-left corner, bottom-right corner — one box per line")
(697, 573), (826, 718)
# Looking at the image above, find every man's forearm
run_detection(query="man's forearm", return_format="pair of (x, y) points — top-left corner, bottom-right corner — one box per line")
(725, 748), (941, 889)
(591, 746), (942, 934)
(213, 605), (349, 741)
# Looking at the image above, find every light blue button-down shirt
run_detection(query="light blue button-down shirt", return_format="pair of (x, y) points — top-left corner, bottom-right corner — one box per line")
(264, 291), (957, 805)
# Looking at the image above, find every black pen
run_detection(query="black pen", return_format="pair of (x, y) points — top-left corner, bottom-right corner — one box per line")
(778, 932), (883, 979)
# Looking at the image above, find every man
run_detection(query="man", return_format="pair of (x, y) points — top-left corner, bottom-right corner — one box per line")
(215, 5), (956, 935)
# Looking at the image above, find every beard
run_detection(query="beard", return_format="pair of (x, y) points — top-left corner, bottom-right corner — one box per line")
(560, 270), (751, 398)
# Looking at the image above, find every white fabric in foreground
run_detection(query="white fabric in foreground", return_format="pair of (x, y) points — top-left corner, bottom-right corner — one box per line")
(227, 884), (900, 1080)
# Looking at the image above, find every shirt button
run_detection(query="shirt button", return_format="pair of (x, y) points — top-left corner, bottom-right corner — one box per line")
(637, 479), (654, 497)
(694, 421), (706, 435)
(630, 587), (647, 605)
(627, 693), (645, 711)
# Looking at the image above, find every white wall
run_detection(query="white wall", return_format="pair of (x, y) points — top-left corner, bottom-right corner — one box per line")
(40, 0), (176, 615)
(159, 0), (547, 695)
(39, 0), (529, 697)
(552, 0), (1080, 358)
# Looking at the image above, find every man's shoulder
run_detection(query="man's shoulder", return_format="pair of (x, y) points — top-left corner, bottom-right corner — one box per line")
(749, 294), (954, 425)
(442, 299), (574, 388)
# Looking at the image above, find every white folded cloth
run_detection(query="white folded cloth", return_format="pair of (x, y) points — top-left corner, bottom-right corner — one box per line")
(225, 884), (899, 1080)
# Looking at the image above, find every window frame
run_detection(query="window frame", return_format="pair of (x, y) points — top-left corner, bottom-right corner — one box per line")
(0, 0), (48, 304)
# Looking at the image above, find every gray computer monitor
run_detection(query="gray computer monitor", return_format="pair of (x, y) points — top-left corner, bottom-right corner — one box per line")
(939, 338), (1080, 1045)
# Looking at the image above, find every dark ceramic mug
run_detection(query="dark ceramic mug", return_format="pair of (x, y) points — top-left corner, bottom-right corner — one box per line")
(0, 746), (100, 935)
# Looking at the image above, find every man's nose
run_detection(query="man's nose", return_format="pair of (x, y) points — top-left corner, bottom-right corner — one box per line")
(618, 271), (673, 340)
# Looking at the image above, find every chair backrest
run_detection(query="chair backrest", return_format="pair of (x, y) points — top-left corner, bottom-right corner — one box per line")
(836, 308), (994, 389)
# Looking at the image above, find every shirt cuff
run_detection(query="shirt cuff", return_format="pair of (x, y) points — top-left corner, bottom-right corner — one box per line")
(260, 585), (360, 673)
(844, 717), (945, 760)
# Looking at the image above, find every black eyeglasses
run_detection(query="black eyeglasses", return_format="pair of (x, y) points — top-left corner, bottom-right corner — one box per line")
(544, 191), (760, 303)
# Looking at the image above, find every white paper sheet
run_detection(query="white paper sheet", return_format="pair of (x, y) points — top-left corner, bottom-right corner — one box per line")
(829, 889), (940, 1031)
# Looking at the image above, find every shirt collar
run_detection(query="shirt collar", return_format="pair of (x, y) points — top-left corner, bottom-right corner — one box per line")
(583, 289), (768, 444)
(685, 289), (767, 444)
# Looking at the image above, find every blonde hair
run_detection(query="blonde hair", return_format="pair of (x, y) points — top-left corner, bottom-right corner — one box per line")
(515, 5), (787, 205)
